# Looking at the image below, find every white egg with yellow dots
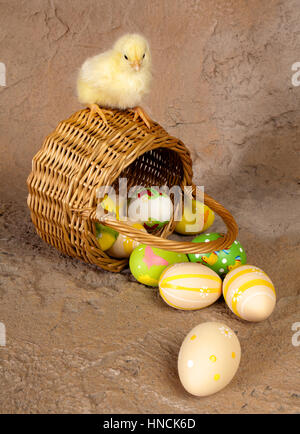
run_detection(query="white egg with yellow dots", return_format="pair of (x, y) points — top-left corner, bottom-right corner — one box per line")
(178, 322), (241, 397)
(222, 265), (276, 322)
(158, 262), (222, 310)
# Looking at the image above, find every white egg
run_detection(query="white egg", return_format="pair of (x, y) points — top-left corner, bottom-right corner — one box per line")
(128, 187), (173, 230)
(223, 265), (276, 322)
(159, 262), (222, 310)
(178, 322), (241, 397)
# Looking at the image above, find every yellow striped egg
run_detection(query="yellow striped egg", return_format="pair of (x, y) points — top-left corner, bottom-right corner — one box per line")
(222, 265), (276, 322)
(158, 262), (222, 310)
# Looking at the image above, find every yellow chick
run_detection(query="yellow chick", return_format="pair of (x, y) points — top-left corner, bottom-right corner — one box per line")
(77, 33), (152, 127)
(202, 252), (219, 266)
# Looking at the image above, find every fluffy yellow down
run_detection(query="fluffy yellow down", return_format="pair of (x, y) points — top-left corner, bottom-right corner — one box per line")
(77, 34), (151, 110)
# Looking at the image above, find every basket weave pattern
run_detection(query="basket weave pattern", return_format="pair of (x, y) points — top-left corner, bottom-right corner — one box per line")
(27, 108), (238, 272)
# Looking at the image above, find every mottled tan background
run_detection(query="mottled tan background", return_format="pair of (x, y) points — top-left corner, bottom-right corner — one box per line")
(0, 0), (299, 414)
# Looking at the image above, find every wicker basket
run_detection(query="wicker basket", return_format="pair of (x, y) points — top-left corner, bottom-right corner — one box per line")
(27, 107), (238, 272)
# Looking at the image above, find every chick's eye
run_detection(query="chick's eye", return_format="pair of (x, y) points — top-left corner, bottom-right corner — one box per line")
(142, 53), (145, 59)
(124, 54), (128, 60)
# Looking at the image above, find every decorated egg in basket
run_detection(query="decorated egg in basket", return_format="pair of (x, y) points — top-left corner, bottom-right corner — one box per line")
(100, 194), (127, 219)
(129, 244), (188, 287)
(107, 221), (147, 258)
(128, 187), (173, 231)
(188, 233), (247, 277)
(95, 222), (118, 251)
(175, 199), (215, 235)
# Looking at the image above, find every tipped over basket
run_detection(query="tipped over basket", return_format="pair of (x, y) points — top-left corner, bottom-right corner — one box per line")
(27, 107), (238, 272)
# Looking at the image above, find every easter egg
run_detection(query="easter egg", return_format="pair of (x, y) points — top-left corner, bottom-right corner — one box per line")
(95, 222), (118, 251)
(107, 222), (147, 258)
(128, 187), (173, 231)
(100, 194), (126, 219)
(158, 263), (222, 310)
(175, 200), (215, 235)
(96, 194), (127, 250)
(178, 322), (241, 397)
(129, 244), (188, 287)
(188, 233), (247, 277)
(223, 265), (276, 322)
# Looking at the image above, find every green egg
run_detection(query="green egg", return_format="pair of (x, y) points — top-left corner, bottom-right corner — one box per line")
(129, 244), (189, 287)
(188, 232), (247, 277)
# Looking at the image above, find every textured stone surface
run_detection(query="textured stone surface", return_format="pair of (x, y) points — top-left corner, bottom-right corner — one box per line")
(0, 0), (300, 414)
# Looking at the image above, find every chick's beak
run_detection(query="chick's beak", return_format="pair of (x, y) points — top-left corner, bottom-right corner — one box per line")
(131, 60), (141, 72)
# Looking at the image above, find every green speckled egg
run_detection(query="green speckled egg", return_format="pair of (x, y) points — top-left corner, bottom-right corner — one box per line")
(188, 232), (247, 277)
(129, 244), (189, 287)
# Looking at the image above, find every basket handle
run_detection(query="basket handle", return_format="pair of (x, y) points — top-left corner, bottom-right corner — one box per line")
(83, 187), (238, 254)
